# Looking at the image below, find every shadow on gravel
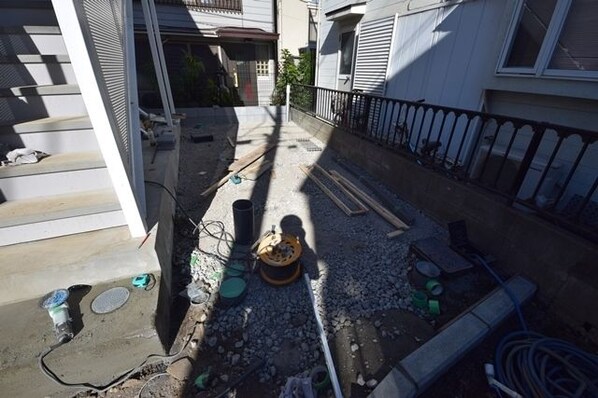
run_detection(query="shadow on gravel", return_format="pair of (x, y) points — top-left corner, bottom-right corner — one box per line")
(179, 109), (287, 396)
(167, 118), (240, 352)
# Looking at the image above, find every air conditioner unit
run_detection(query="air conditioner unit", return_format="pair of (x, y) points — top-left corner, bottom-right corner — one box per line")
(470, 144), (562, 207)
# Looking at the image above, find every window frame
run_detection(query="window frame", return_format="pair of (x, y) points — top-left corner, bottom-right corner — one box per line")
(497, 0), (598, 81)
(337, 28), (357, 82)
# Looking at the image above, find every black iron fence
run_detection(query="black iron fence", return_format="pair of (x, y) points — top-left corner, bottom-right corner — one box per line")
(155, 0), (242, 12)
(290, 84), (598, 242)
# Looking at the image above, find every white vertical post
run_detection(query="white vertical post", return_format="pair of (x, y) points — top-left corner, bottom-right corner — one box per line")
(52, 0), (146, 237)
(125, 0), (146, 218)
(141, 0), (173, 127)
(148, 0), (176, 114)
(286, 84), (290, 124)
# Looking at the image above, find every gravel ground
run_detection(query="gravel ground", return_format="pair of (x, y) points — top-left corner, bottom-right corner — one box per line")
(100, 119), (498, 398)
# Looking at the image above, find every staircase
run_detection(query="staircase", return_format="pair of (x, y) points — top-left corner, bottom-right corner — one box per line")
(0, 0), (141, 305)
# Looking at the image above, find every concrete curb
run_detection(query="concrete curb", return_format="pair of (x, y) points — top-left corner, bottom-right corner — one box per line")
(369, 275), (537, 398)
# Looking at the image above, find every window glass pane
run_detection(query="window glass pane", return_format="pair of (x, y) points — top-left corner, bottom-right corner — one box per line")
(549, 0), (598, 71)
(505, 0), (558, 68)
(339, 31), (355, 75)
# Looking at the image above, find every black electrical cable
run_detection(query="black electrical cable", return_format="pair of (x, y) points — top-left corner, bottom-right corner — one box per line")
(38, 322), (200, 393)
(144, 180), (253, 267)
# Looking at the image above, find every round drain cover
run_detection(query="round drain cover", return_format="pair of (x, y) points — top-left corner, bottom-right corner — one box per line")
(91, 287), (130, 314)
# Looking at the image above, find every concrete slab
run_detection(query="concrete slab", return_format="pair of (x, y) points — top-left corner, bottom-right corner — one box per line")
(401, 313), (489, 389)
(471, 276), (537, 329)
(367, 367), (417, 398)
(0, 278), (164, 398)
(0, 225), (160, 305)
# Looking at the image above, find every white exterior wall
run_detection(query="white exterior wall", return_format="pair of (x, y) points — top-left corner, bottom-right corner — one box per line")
(278, 0), (313, 57)
(316, 18), (339, 89)
(386, 1), (508, 109)
(133, 1), (274, 33)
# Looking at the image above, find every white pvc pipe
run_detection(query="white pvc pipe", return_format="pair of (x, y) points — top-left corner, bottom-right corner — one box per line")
(286, 84), (290, 124)
(303, 273), (343, 398)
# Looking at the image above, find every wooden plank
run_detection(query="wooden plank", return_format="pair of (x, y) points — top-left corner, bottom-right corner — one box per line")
(300, 165), (354, 216)
(329, 169), (410, 231)
(229, 143), (274, 173)
(387, 229), (405, 239)
(311, 163), (368, 214)
(240, 160), (273, 180)
(200, 143), (275, 196)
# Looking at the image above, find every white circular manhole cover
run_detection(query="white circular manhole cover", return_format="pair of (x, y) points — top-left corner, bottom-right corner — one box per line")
(91, 287), (130, 314)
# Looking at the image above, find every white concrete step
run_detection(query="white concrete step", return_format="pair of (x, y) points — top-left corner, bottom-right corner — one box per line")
(0, 54), (75, 87)
(0, 84), (86, 122)
(0, 26), (66, 56)
(0, 189), (126, 247)
(0, 115), (98, 154)
(0, 151), (110, 200)
(0, 216), (162, 306)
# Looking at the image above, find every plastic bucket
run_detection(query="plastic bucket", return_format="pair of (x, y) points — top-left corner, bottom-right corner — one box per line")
(232, 199), (254, 245)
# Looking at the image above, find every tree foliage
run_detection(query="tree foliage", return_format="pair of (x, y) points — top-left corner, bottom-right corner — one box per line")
(272, 49), (314, 105)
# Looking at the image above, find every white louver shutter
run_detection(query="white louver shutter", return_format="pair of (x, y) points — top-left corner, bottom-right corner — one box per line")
(353, 16), (396, 96)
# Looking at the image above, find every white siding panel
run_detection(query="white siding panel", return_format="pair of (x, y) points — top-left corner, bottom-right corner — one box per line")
(385, 1), (507, 108)
(133, 2), (273, 32)
(317, 19), (339, 89)
(353, 16), (395, 95)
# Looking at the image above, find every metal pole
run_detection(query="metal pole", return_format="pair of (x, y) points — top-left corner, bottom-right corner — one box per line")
(140, 0), (173, 127)
(148, 0), (176, 114)
(303, 273), (343, 398)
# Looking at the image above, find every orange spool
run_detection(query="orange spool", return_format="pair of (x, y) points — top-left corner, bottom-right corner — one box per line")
(257, 233), (302, 285)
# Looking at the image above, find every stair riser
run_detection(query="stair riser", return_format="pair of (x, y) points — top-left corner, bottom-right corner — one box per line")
(0, 168), (111, 200)
(0, 128), (98, 154)
(0, 94), (87, 122)
(0, 210), (126, 247)
(0, 34), (66, 56)
(0, 9), (56, 27)
(0, 63), (76, 88)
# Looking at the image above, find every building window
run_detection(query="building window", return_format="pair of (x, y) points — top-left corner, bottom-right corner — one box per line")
(256, 60), (269, 76)
(339, 31), (355, 75)
(498, 0), (598, 79)
(256, 45), (270, 77)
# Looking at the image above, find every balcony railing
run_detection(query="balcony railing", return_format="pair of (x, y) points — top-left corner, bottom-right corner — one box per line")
(155, 0), (242, 13)
(291, 84), (598, 242)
